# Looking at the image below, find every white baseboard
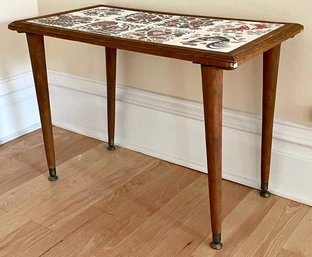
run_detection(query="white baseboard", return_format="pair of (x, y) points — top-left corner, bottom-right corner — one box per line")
(0, 73), (40, 144)
(48, 71), (312, 206)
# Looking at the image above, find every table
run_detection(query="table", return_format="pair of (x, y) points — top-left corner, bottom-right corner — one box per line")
(9, 5), (303, 250)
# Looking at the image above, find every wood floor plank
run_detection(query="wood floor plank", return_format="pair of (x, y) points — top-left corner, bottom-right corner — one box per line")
(276, 248), (303, 257)
(0, 143), (112, 211)
(89, 175), (209, 257)
(31, 148), (159, 230)
(0, 127), (101, 195)
(0, 221), (51, 257)
(252, 200), (308, 257)
(0, 155), (41, 196)
(282, 208), (312, 257)
(231, 198), (308, 257)
(14, 207), (102, 257)
(91, 175), (248, 257)
(0, 129), (43, 160)
(38, 162), (201, 257)
(93, 162), (201, 213)
(0, 145), (158, 240)
(0, 211), (31, 243)
(0, 127), (99, 163)
(191, 190), (278, 257)
(147, 181), (251, 257)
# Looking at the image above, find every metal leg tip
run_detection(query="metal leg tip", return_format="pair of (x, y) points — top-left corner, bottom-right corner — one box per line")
(210, 241), (223, 250)
(48, 175), (59, 181)
(107, 145), (116, 151)
(48, 168), (58, 181)
(210, 233), (223, 250)
(107, 139), (115, 151)
(260, 182), (271, 198)
(260, 189), (271, 198)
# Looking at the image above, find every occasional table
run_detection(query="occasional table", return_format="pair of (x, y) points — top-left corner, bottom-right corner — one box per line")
(9, 5), (303, 250)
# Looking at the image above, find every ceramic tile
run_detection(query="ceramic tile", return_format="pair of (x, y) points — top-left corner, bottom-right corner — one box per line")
(77, 21), (144, 36)
(29, 14), (101, 29)
(166, 20), (282, 52)
(115, 12), (173, 25)
(157, 16), (219, 30)
(120, 26), (188, 43)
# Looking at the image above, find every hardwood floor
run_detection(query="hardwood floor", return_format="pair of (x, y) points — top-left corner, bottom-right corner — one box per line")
(0, 127), (310, 257)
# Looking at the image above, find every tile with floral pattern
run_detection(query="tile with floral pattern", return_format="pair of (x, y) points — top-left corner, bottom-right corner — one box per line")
(167, 33), (246, 51)
(77, 21), (144, 36)
(29, 14), (100, 29)
(158, 16), (218, 30)
(115, 12), (172, 24)
(121, 26), (188, 43)
(200, 20), (282, 34)
(167, 20), (283, 52)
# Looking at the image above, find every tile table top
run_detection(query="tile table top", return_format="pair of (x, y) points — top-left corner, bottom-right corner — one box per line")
(27, 6), (283, 53)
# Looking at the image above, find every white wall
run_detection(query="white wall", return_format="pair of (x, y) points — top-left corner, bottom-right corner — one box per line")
(0, 0), (38, 78)
(0, 0), (40, 142)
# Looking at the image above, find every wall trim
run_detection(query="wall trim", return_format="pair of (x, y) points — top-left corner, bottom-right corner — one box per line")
(0, 123), (40, 144)
(0, 72), (40, 144)
(0, 72), (34, 97)
(48, 71), (312, 206)
(49, 71), (312, 150)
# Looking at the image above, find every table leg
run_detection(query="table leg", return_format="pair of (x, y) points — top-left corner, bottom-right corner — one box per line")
(201, 65), (223, 250)
(260, 44), (281, 198)
(26, 34), (57, 181)
(105, 47), (117, 151)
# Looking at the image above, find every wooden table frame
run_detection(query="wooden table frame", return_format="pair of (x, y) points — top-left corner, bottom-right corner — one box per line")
(9, 5), (303, 250)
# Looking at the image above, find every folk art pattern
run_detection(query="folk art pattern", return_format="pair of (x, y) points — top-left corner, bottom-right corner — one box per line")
(28, 6), (284, 52)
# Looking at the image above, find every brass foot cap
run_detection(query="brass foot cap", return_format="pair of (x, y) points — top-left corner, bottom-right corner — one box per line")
(210, 242), (223, 250)
(48, 175), (59, 181)
(107, 145), (116, 151)
(260, 190), (271, 198)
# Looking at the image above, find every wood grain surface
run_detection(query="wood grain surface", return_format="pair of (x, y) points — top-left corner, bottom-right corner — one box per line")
(0, 128), (310, 257)
(261, 44), (281, 194)
(201, 66), (223, 243)
(106, 47), (117, 149)
(0, 127), (100, 195)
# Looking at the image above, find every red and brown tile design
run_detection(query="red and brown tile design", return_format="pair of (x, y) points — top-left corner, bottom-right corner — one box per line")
(121, 26), (188, 43)
(158, 16), (218, 30)
(78, 21), (144, 36)
(166, 20), (282, 51)
(115, 12), (172, 24)
(168, 34), (245, 51)
(29, 14), (100, 28)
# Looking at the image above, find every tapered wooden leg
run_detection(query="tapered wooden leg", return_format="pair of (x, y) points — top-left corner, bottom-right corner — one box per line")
(201, 65), (223, 250)
(260, 44), (281, 198)
(105, 47), (117, 151)
(26, 33), (57, 181)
